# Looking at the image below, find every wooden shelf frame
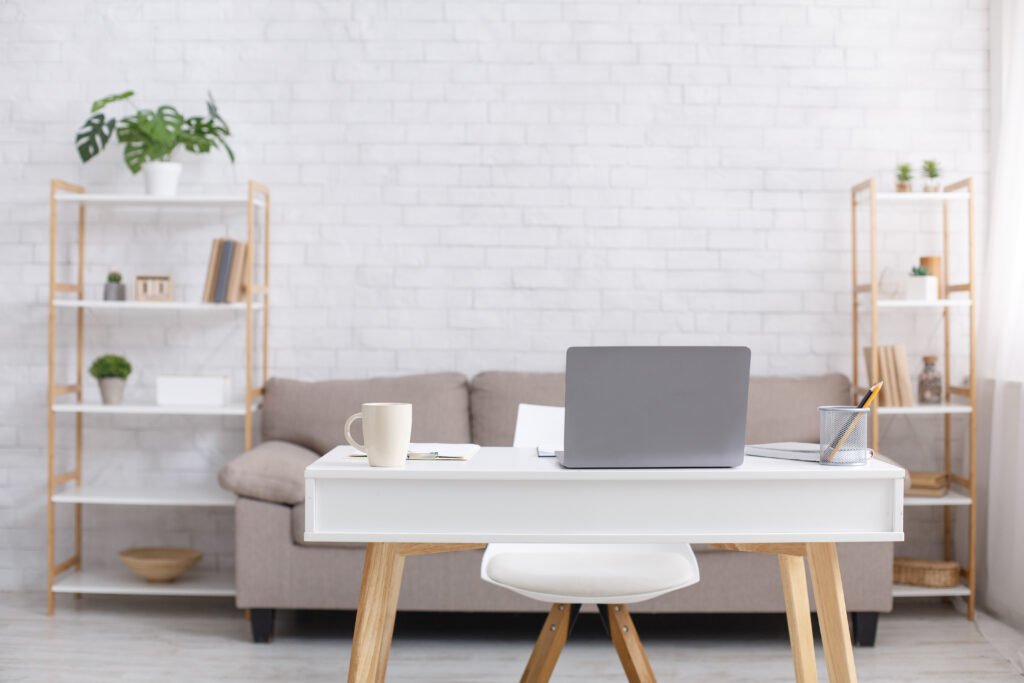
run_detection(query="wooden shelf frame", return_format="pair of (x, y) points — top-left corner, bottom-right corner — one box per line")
(850, 177), (978, 619)
(46, 179), (269, 614)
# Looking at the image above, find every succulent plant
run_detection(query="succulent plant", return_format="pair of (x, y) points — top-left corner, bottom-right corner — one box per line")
(107, 271), (122, 283)
(921, 160), (941, 179)
(896, 164), (913, 182)
(89, 354), (132, 379)
(910, 265), (930, 277)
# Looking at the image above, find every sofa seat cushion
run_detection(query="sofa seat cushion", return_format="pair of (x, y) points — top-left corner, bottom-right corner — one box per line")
(470, 371), (566, 446)
(263, 373), (471, 455)
(218, 440), (319, 505)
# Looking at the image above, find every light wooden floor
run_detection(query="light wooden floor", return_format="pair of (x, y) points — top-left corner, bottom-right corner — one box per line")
(1, 593), (1021, 682)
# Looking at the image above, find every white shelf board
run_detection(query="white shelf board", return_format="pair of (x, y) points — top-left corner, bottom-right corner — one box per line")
(52, 567), (235, 597)
(53, 299), (262, 311)
(51, 402), (251, 416)
(872, 298), (971, 309)
(893, 582), (971, 598)
(873, 192), (969, 202)
(904, 491), (972, 507)
(54, 191), (264, 208)
(878, 404), (972, 416)
(52, 484), (235, 507)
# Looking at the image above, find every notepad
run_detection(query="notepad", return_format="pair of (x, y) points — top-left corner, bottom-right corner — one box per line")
(746, 442), (874, 463)
(346, 443), (481, 461)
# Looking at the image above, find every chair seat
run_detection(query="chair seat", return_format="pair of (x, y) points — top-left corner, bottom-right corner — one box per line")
(484, 547), (700, 604)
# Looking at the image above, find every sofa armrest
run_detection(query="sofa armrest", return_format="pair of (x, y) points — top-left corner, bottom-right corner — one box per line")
(218, 440), (320, 505)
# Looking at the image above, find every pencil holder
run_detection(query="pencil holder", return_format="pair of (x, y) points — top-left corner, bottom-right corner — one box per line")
(818, 406), (870, 466)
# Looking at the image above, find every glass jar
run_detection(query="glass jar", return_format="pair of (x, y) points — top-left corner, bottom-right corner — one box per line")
(918, 355), (942, 404)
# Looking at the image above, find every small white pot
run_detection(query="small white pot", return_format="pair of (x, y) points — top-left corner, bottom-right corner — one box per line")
(98, 377), (126, 405)
(905, 275), (939, 301)
(143, 161), (182, 196)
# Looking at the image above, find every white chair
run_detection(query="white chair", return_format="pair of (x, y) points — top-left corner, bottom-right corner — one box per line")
(481, 404), (701, 682)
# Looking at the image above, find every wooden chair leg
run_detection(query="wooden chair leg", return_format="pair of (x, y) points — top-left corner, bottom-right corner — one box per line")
(349, 543), (405, 683)
(778, 554), (818, 683)
(521, 603), (577, 683)
(806, 543), (857, 683)
(600, 604), (656, 683)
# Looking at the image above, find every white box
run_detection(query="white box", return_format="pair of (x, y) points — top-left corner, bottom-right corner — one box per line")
(156, 375), (230, 407)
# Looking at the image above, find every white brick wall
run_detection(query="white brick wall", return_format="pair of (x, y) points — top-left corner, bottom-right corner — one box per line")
(0, 0), (988, 591)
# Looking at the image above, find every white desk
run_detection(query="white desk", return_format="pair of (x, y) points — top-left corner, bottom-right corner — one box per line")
(306, 448), (904, 682)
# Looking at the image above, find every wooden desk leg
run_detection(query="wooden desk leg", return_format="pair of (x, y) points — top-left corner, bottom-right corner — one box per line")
(778, 554), (818, 683)
(349, 543), (405, 683)
(375, 549), (407, 683)
(806, 543), (857, 683)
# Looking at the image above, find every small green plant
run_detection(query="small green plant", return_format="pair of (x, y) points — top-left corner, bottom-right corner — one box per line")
(922, 160), (941, 179)
(896, 164), (913, 182)
(76, 91), (234, 174)
(89, 355), (132, 380)
(910, 265), (929, 276)
(107, 271), (122, 283)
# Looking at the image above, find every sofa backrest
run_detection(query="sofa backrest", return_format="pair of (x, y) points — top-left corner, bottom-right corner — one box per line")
(469, 371), (851, 446)
(262, 373), (471, 455)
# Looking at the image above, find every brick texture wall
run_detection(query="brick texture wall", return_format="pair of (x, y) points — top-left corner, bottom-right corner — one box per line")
(0, 0), (988, 590)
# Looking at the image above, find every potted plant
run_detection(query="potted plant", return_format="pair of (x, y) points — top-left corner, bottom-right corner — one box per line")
(103, 271), (126, 301)
(895, 163), (913, 192)
(905, 265), (939, 301)
(89, 354), (132, 405)
(75, 91), (234, 196)
(921, 160), (941, 192)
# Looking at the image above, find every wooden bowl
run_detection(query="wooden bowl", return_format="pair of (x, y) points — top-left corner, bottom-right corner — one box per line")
(119, 547), (202, 583)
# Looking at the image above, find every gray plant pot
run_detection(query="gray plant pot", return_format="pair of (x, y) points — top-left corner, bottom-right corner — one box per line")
(104, 282), (126, 301)
(98, 377), (126, 405)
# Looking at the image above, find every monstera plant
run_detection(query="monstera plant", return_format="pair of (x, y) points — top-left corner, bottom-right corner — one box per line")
(75, 91), (234, 195)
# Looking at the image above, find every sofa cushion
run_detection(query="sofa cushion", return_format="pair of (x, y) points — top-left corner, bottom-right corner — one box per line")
(470, 371), (566, 446)
(469, 370), (851, 447)
(262, 373), (471, 455)
(746, 373), (851, 444)
(218, 440), (319, 505)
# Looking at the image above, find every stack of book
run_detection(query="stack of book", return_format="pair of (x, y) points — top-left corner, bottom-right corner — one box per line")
(863, 344), (915, 406)
(202, 238), (250, 303)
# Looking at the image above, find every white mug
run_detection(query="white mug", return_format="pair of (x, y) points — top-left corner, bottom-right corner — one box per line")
(344, 402), (412, 468)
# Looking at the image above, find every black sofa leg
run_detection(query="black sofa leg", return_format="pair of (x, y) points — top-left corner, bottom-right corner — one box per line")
(851, 611), (879, 647)
(250, 608), (276, 643)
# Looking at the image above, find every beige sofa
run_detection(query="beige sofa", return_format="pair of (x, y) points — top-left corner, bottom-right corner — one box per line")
(218, 371), (892, 645)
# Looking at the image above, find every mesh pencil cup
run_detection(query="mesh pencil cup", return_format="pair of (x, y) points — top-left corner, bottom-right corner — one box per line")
(818, 406), (870, 466)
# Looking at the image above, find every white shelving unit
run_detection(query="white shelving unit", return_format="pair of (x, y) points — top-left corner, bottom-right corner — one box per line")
(851, 177), (978, 618)
(46, 179), (270, 614)
(52, 568), (236, 597)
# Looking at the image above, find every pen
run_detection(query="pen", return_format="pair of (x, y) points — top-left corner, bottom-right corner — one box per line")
(824, 381), (884, 462)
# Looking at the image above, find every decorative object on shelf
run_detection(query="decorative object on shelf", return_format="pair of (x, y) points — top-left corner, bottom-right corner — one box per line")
(895, 163), (913, 192)
(906, 264), (939, 300)
(118, 547), (202, 583)
(202, 238), (250, 302)
(156, 375), (230, 407)
(907, 470), (949, 497)
(75, 90), (234, 197)
(918, 355), (942, 404)
(89, 354), (132, 405)
(103, 271), (126, 301)
(919, 255), (942, 287)
(134, 275), (173, 302)
(893, 557), (961, 588)
(921, 160), (942, 192)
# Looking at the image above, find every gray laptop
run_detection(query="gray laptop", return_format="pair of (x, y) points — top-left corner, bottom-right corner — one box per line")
(558, 346), (751, 469)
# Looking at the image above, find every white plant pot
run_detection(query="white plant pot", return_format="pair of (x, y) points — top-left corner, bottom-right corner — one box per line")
(143, 161), (182, 196)
(905, 275), (939, 301)
(98, 377), (126, 405)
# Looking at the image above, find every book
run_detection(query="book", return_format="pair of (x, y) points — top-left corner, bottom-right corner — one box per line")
(213, 240), (236, 303)
(202, 239), (223, 303)
(225, 241), (248, 303)
(892, 344), (915, 406)
(746, 442), (875, 463)
(882, 345), (897, 405)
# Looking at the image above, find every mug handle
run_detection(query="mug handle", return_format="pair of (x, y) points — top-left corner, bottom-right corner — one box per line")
(344, 412), (366, 453)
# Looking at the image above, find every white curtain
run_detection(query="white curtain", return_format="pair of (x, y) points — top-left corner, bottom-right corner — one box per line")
(979, 0), (1024, 634)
